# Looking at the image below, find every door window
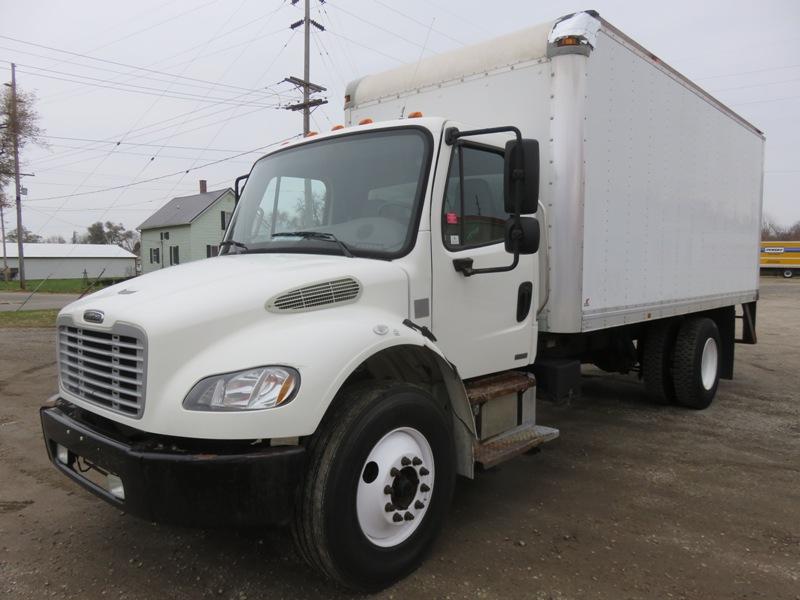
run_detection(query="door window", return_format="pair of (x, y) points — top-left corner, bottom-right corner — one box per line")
(442, 145), (507, 250)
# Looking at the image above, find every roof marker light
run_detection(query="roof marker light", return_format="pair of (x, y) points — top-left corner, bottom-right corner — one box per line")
(331, 124), (344, 131)
(556, 36), (581, 47)
(408, 111), (423, 118)
(358, 118), (373, 125)
(305, 131), (318, 137)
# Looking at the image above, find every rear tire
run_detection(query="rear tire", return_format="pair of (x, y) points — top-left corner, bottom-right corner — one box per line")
(672, 318), (721, 410)
(292, 382), (455, 592)
(783, 269), (794, 279)
(641, 319), (678, 403)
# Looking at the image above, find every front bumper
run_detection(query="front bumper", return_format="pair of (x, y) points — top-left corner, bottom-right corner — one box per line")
(40, 400), (306, 527)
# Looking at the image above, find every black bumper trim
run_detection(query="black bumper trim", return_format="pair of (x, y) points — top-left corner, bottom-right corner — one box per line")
(40, 404), (305, 527)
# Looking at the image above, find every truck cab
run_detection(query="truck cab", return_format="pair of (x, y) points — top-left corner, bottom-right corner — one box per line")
(41, 116), (553, 591)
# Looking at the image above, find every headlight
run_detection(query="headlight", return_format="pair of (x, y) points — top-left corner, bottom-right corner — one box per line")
(183, 366), (300, 411)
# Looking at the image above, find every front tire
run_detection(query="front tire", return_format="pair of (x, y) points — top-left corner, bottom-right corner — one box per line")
(292, 382), (455, 592)
(672, 318), (721, 410)
(783, 269), (794, 279)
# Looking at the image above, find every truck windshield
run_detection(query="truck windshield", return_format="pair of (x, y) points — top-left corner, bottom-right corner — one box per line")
(224, 128), (432, 258)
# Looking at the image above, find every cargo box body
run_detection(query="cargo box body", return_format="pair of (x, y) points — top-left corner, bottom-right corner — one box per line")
(345, 15), (764, 334)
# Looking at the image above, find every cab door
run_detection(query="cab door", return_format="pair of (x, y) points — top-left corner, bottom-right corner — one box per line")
(430, 129), (537, 379)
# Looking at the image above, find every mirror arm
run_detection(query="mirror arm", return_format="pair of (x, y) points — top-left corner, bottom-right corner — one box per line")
(453, 252), (520, 277)
(234, 174), (249, 205)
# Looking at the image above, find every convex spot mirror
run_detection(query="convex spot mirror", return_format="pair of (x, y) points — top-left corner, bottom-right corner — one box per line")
(504, 217), (540, 255)
(504, 139), (540, 214)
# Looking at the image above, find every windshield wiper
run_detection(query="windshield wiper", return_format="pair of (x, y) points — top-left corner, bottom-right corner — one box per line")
(219, 239), (249, 253)
(272, 231), (354, 258)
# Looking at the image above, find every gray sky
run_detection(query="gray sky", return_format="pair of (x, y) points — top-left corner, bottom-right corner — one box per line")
(1, 0), (798, 239)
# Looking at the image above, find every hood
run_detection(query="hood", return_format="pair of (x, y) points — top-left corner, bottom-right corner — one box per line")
(60, 253), (410, 333)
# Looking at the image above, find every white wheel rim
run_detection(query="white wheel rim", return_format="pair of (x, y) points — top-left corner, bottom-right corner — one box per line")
(700, 337), (718, 391)
(356, 427), (434, 548)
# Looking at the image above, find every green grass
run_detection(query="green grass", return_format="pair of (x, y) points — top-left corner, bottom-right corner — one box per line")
(0, 278), (90, 293)
(0, 309), (59, 328)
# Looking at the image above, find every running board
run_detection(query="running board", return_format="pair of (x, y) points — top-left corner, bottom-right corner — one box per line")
(474, 423), (559, 469)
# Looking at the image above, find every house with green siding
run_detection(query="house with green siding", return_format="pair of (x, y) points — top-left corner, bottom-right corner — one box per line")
(138, 181), (235, 274)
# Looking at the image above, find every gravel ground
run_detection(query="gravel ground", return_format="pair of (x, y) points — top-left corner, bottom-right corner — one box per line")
(0, 279), (798, 599)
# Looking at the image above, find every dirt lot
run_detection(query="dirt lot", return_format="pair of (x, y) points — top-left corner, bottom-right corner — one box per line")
(1, 280), (798, 599)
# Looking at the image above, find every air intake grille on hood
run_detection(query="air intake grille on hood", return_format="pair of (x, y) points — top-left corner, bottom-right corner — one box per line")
(267, 277), (361, 313)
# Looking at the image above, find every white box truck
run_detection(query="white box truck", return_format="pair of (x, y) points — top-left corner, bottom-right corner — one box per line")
(41, 11), (763, 591)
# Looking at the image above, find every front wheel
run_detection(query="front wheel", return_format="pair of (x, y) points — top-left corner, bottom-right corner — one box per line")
(292, 382), (455, 592)
(783, 269), (794, 279)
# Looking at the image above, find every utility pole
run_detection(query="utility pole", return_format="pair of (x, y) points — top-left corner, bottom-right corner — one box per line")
(10, 63), (25, 289)
(284, 0), (328, 135)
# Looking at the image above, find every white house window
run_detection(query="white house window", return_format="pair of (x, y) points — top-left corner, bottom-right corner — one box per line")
(160, 231), (170, 240)
(150, 248), (160, 264)
(169, 245), (180, 265)
(206, 245), (219, 257)
(220, 211), (232, 230)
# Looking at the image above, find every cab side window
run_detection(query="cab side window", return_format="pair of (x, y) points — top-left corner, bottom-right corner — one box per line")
(443, 144), (507, 250)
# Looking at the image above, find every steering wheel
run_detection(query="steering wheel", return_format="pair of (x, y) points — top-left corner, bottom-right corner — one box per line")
(378, 201), (413, 224)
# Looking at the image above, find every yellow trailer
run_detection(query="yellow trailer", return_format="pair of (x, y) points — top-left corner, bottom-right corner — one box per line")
(760, 241), (800, 278)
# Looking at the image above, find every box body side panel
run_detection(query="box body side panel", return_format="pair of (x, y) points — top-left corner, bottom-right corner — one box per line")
(577, 30), (763, 331)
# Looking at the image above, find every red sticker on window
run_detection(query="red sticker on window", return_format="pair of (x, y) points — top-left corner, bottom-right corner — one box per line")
(446, 212), (459, 224)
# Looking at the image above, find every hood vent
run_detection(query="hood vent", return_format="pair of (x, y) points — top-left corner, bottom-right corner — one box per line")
(267, 277), (362, 313)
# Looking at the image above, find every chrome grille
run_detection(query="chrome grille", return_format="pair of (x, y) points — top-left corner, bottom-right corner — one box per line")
(58, 324), (146, 418)
(267, 277), (361, 313)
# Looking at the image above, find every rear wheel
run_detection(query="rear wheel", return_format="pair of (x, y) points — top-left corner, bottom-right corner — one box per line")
(783, 269), (794, 279)
(672, 318), (721, 410)
(292, 382), (455, 592)
(641, 319), (678, 403)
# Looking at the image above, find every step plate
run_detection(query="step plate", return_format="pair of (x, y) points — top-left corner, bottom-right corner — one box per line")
(465, 371), (535, 405)
(474, 424), (559, 469)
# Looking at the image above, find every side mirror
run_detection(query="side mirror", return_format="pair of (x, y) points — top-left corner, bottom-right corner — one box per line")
(504, 139), (539, 214)
(504, 217), (539, 255)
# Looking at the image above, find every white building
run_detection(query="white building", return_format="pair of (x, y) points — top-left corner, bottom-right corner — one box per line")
(138, 181), (235, 274)
(2, 243), (137, 280)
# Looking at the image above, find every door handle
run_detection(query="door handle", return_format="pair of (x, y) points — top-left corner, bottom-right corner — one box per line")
(517, 281), (533, 322)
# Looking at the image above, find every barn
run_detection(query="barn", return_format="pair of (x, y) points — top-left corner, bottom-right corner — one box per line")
(2, 243), (137, 280)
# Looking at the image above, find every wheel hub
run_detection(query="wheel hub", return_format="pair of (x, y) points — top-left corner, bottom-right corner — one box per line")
(356, 427), (434, 548)
(700, 337), (718, 391)
(391, 466), (419, 510)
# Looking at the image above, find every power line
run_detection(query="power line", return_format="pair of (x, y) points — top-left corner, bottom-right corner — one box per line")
(371, 0), (466, 47)
(28, 84), (285, 168)
(23, 134), (300, 202)
(731, 94), (800, 107)
(0, 33), (278, 96)
(325, 2), (441, 53)
(13, 66), (280, 108)
(41, 135), (252, 153)
(695, 63), (800, 81)
(709, 76), (800, 93)
(327, 30), (405, 64)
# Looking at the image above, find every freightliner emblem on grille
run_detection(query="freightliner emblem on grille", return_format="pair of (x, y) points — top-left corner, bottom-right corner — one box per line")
(83, 309), (105, 324)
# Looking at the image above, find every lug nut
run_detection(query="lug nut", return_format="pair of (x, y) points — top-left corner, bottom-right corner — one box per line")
(393, 513), (403, 523)
(414, 500), (424, 509)
(390, 467), (399, 477)
(419, 467), (430, 476)
(404, 512), (414, 521)
(420, 483), (430, 493)
(383, 485), (392, 495)
(385, 502), (395, 512)
(401, 456), (411, 466)
(412, 457), (422, 466)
